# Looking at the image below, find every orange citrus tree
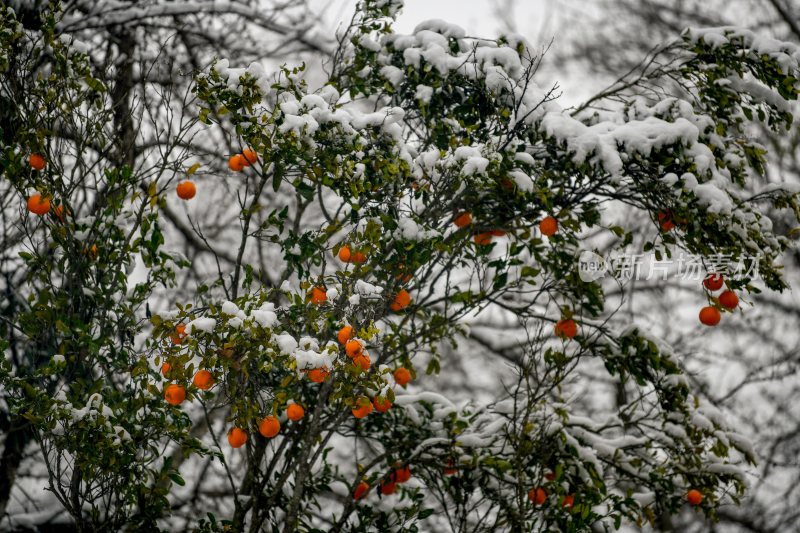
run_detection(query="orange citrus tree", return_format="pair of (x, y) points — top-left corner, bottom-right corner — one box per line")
(3, 0), (800, 531)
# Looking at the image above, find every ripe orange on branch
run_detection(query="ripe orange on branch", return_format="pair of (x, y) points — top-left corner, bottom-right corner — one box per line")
(390, 289), (411, 311)
(228, 154), (246, 171)
(699, 306), (721, 326)
(287, 403), (305, 421)
(379, 480), (396, 495)
(242, 148), (258, 165)
(352, 397), (373, 419)
(473, 232), (492, 245)
(338, 245), (352, 262)
(345, 339), (363, 358)
(193, 369), (214, 390)
(29, 153), (46, 170)
(176, 180), (196, 200)
(657, 210), (675, 231)
(338, 325), (354, 345)
(719, 290), (739, 310)
(307, 368), (329, 383)
(539, 216), (558, 237)
(258, 416), (281, 438)
(353, 353), (371, 371)
(309, 286), (327, 305)
(453, 212), (472, 228)
(228, 427), (248, 448)
(27, 193), (51, 216)
(164, 384), (186, 406)
(353, 481), (370, 500)
(554, 318), (578, 339)
(528, 487), (546, 505)
(703, 273), (724, 291)
(394, 367), (412, 387)
(373, 396), (391, 413)
(687, 489), (703, 506)
(392, 464), (411, 483)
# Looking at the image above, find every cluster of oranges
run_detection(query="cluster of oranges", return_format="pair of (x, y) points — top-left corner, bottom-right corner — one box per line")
(336, 324), (412, 418)
(228, 148), (258, 172)
(307, 284), (412, 313)
(174, 147), (258, 201)
(699, 274), (739, 326)
(226, 402), (307, 449)
(452, 210), (515, 246)
(338, 245), (367, 264)
(354, 463), (413, 500)
(527, 487), (574, 510)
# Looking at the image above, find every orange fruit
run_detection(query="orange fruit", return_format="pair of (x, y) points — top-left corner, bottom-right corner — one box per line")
(473, 232), (492, 245)
(500, 177), (515, 190)
(242, 148), (258, 166)
(352, 251), (367, 264)
(27, 193), (51, 216)
(193, 369), (215, 390)
(394, 367), (411, 387)
(373, 396), (391, 413)
(53, 204), (67, 222)
(258, 415), (281, 438)
(554, 318), (578, 339)
(171, 324), (186, 345)
(489, 229), (506, 237)
(718, 290), (738, 310)
(395, 264), (413, 284)
(308, 368), (329, 383)
(379, 479), (396, 495)
(353, 353), (371, 371)
(164, 384), (186, 406)
(338, 245), (352, 262)
(227, 427), (248, 448)
(338, 325), (354, 345)
(176, 180), (196, 200)
(287, 403), (305, 421)
(443, 459), (458, 476)
(390, 289), (412, 312)
(354, 481), (370, 500)
(228, 154), (246, 172)
(561, 494), (575, 510)
(703, 273), (724, 291)
(352, 397), (373, 419)
(345, 339), (363, 358)
(453, 212), (472, 228)
(309, 286), (327, 305)
(657, 210), (675, 231)
(539, 216), (558, 237)
(528, 487), (546, 505)
(29, 153), (46, 170)
(699, 306), (721, 326)
(687, 489), (703, 506)
(161, 362), (171, 377)
(392, 464), (411, 483)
